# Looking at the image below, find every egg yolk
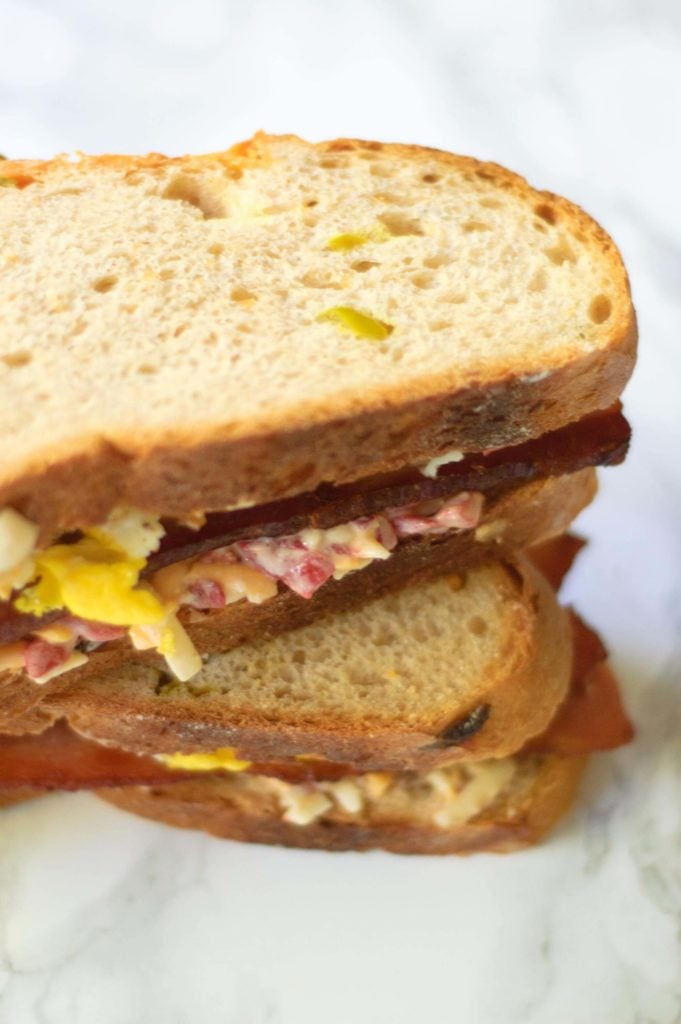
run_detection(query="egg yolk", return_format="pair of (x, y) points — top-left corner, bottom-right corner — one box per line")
(160, 749), (252, 772)
(14, 535), (165, 626)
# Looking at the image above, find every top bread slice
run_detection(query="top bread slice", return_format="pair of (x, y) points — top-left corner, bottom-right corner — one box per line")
(0, 133), (635, 535)
(45, 550), (572, 772)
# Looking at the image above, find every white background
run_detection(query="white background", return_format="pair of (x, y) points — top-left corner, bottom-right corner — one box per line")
(1, 2), (680, 1022)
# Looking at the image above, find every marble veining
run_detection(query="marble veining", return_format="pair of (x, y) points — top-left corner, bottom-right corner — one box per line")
(1, 1), (680, 1021)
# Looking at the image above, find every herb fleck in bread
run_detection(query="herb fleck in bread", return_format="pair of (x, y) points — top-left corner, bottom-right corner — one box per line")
(0, 134), (635, 535)
(48, 551), (572, 771)
(99, 753), (586, 855)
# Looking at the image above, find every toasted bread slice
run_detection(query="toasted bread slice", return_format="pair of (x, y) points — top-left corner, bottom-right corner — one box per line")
(99, 753), (586, 855)
(45, 550), (572, 771)
(0, 468), (593, 732)
(0, 135), (635, 535)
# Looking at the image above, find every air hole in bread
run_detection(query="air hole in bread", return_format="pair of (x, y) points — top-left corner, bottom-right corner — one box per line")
(480, 198), (502, 209)
(351, 260), (378, 273)
(319, 157), (347, 169)
(208, 242), (224, 256)
(527, 269), (547, 293)
(588, 294), (612, 323)
(430, 320), (452, 332)
(300, 270), (344, 289)
(532, 221), (548, 233)
(534, 203), (558, 225)
(544, 239), (576, 266)
(231, 286), (256, 303)
(92, 274), (118, 293)
(411, 271), (436, 289)
(2, 350), (31, 368)
(302, 215), (318, 228)
(370, 163), (395, 178)
(421, 173), (440, 184)
(423, 254), (450, 269)
(467, 615), (488, 636)
(203, 332), (217, 346)
(462, 220), (491, 233)
(137, 363), (158, 375)
(304, 198), (318, 207)
(162, 174), (227, 219)
(378, 211), (423, 236)
(173, 324), (188, 337)
(291, 649), (306, 664)
(443, 291), (467, 304)
(374, 191), (416, 206)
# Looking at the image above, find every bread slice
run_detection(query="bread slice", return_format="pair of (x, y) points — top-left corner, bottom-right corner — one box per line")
(45, 550), (572, 771)
(99, 752), (586, 855)
(0, 134), (635, 535)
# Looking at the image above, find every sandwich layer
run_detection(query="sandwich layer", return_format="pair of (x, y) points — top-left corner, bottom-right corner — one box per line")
(0, 134), (635, 535)
(98, 753), (587, 855)
(0, 604), (633, 791)
(42, 551), (573, 770)
(0, 467), (595, 718)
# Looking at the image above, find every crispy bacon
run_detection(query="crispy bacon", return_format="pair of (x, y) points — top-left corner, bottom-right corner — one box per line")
(523, 612), (634, 755)
(0, 721), (191, 790)
(147, 404), (630, 572)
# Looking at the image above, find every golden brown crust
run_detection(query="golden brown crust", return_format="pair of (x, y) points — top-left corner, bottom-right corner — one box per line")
(98, 754), (587, 854)
(43, 552), (573, 772)
(0, 135), (636, 536)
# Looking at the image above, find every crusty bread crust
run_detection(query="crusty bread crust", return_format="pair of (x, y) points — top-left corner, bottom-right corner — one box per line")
(0, 135), (636, 536)
(98, 753), (586, 854)
(0, 468), (594, 731)
(46, 552), (573, 771)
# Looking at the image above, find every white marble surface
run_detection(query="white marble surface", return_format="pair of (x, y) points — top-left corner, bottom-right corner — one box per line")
(1, 1), (680, 1021)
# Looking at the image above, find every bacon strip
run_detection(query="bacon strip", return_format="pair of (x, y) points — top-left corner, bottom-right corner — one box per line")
(148, 404), (630, 572)
(523, 612), (633, 755)
(0, 721), (191, 790)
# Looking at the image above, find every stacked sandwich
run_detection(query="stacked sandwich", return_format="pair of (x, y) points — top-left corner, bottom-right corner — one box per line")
(0, 134), (636, 853)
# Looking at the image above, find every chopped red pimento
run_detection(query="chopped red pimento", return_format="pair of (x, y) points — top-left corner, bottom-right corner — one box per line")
(390, 492), (483, 537)
(187, 578), (226, 609)
(236, 538), (335, 599)
(281, 553), (335, 599)
(23, 638), (69, 680)
(64, 618), (127, 643)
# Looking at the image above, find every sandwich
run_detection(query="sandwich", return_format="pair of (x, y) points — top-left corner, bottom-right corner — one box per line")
(0, 134), (633, 706)
(0, 536), (633, 853)
(0, 134), (636, 852)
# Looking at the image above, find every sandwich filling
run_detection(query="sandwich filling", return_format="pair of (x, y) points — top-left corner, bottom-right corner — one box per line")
(0, 403), (631, 687)
(0, 491), (482, 684)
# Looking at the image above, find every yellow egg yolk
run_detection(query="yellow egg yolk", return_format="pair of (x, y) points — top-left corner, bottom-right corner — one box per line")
(161, 749), (252, 772)
(14, 534), (165, 626)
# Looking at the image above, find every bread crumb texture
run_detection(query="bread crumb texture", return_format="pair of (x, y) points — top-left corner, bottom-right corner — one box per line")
(0, 134), (633, 486)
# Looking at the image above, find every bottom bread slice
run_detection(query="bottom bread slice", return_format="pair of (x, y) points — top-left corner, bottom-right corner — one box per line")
(98, 753), (586, 855)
